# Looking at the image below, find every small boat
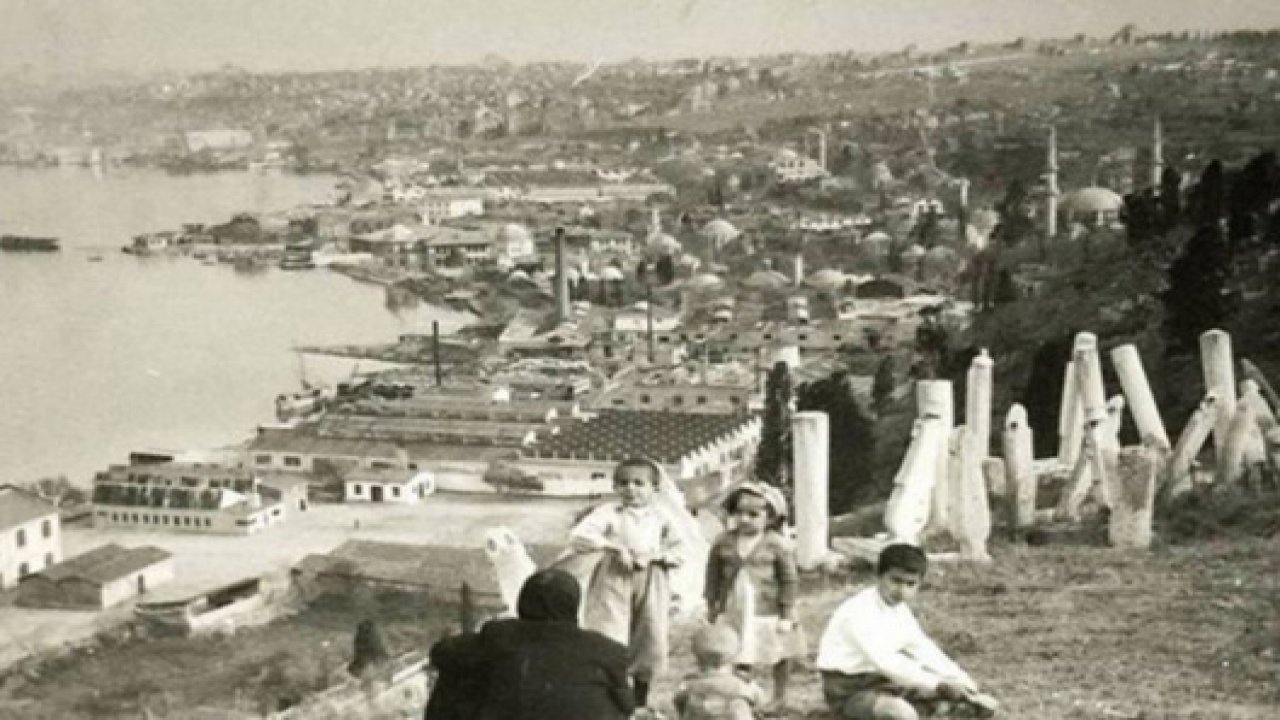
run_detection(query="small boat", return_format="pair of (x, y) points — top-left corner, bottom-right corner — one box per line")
(280, 243), (316, 270)
(87, 254), (104, 262)
(1, 235), (60, 252)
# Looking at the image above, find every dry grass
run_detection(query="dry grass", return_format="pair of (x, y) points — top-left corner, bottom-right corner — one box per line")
(657, 538), (1280, 719)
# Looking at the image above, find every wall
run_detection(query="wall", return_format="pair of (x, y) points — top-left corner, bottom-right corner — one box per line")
(101, 558), (177, 608)
(91, 502), (285, 536)
(0, 514), (61, 589)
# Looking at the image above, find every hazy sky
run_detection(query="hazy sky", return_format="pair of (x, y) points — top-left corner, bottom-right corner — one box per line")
(4, 0), (1280, 75)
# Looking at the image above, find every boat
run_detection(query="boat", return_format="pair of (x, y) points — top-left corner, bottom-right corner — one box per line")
(275, 385), (329, 422)
(1, 235), (60, 252)
(134, 577), (265, 636)
(280, 243), (316, 270)
(87, 254), (104, 262)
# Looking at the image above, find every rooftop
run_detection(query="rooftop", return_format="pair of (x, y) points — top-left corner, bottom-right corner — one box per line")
(294, 539), (563, 598)
(30, 544), (172, 586)
(530, 409), (754, 464)
(0, 486), (57, 529)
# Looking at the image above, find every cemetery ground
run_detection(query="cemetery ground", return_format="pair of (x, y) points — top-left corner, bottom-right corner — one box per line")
(654, 533), (1280, 720)
(2, 494), (1275, 718)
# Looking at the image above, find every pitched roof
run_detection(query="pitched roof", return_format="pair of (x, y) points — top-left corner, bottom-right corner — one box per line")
(294, 539), (563, 598)
(0, 486), (57, 529)
(529, 410), (754, 464)
(33, 544), (172, 586)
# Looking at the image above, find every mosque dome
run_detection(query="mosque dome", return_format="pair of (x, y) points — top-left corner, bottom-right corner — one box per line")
(744, 270), (789, 290)
(805, 268), (847, 290)
(649, 233), (682, 255)
(687, 273), (725, 291)
(700, 219), (741, 244)
(1062, 187), (1123, 214)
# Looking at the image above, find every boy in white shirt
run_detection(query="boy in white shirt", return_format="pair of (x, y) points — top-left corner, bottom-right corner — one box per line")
(816, 544), (997, 720)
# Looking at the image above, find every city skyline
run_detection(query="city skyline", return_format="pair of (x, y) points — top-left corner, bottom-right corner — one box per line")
(4, 0), (1280, 77)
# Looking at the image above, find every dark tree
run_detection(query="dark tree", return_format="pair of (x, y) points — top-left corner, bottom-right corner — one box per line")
(1122, 189), (1158, 247)
(755, 362), (793, 490)
(1020, 335), (1074, 458)
(1158, 167), (1183, 230)
(1193, 160), (1225, 229)
(1161, 224), (1234, 355)
(995, 180), (1035, 247)
(796, 372), (881, 513)
(872, 356), (895, 414)
(655, 254), (676, 286)
(993, 267), (1019, 305)
(348, 619), (390, 677)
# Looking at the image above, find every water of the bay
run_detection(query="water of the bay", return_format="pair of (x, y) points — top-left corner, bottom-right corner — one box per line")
(0, 167), (464, 485)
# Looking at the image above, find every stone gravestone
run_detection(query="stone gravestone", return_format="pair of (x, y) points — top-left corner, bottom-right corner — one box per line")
(1104, 446), (1158, 549)
(1002, 404), (1036, 532)
(885, 417), (945, 545)
(484, 527), (537, 617)
(792, 411), (830, 570)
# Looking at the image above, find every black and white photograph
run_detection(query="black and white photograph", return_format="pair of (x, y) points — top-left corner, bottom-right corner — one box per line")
(0, 1), (1278, 718)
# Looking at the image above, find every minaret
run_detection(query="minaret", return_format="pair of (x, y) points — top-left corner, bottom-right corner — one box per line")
(1151, 115), (1164, 193)
(649, 207), (661, 239)
(1046, 125), (1059, 240)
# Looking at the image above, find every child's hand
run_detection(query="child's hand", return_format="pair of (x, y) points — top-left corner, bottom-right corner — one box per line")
(613, 546), (635, 568)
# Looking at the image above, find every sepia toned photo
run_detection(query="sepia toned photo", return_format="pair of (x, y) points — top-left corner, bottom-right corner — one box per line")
(1, 1), (1278, 718)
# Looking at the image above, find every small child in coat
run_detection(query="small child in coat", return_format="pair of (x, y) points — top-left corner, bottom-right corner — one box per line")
(704, 482), (807, 714)
(674, 624), (766, 720)
(567, 457), (684, 712)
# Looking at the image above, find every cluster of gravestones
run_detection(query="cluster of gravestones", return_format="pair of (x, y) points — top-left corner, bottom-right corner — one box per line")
(479, 329), (1279, 618)
(866, 327), (1280, 560)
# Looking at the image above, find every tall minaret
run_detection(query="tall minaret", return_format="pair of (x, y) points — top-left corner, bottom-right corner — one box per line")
(1046, 125), (1060, 240)
(649, 206), (661, 239)
(1151, 115), (1164, 193)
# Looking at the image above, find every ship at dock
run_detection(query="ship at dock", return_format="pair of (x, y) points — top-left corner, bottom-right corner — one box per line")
(1, 234), (61, 252)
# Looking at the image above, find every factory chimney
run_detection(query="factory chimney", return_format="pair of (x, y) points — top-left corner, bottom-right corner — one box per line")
(554, 226), (570, 324)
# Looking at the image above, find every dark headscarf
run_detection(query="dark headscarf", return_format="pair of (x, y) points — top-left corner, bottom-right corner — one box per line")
(516, 568), (581, 623)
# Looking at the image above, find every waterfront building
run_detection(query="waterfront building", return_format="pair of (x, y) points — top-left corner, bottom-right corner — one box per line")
(416, 188), (486, 225)
(17, 544), (174, 610)
(343, 468), (435, 503)
(348, 223), (422, 266)
(421, 226), (495, 268)
(90, 462), (287, 536)
(0, 486), (62, 588)
(595, 364), (757, 415)
(183, 129), (253, 154)
(516, 409), (760, 496)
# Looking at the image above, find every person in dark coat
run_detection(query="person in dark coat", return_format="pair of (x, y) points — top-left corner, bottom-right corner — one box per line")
(425, 567), (636, 720)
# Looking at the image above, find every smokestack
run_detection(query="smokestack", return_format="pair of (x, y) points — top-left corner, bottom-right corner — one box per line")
(432, 320), (443, 387)
(554, 227), (570, 324)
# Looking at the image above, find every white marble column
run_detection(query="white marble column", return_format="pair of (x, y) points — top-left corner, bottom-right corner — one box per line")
(1199, 329), (1236, 456)
(1061, 339), (1109, 517)
(966, 349), (994, 460)
(792, 411), (830, 569)
(951, 430), (992, 561)
(885, 418), (944, 545)
(1002, 404), (1037, 531)
(1217, 400), (1256, 485)
(1104, 446), (1158, 549)
(1110, 344), (1170, 450)
(917, 380), (954, 536)
(1166, 393), (1219, 499)
(1058, 359), (1083, 470)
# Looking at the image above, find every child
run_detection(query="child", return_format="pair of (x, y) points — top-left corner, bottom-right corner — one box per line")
(568, 457), (684, 713)
(674, 624), (766, 720)
(816, 543), (998, 720)
(704, 482), (806, 714)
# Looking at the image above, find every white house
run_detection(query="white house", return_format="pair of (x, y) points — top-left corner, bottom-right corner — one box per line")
(0, 486), (62, 588)
(343, 469), (435, 503)
(418, 189), (486, 225)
